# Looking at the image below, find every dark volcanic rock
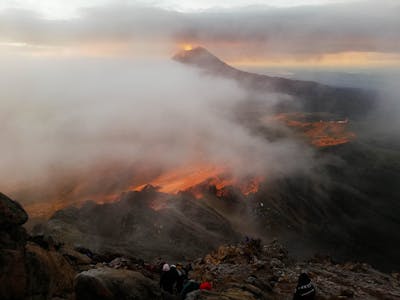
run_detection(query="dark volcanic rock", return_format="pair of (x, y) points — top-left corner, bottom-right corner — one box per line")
(2, 193), (400, 300)
(0, 193), (29, 299)
(25, 242), (75, 299)
(40, 189), (240, 261)
(0, 249), (27, 300)
(0, 192), (28, 227)
(74, 267), (161, 300)
(0, 193), (77, 300)
(190, 240), (400, 300)
(0, 225), (28, 249)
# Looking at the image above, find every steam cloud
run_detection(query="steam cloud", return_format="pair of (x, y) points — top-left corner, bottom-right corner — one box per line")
(1, 0), (398, 215)
(0, 57), (315, 210)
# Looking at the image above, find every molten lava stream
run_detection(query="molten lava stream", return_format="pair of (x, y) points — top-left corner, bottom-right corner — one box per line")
(131, 164), (263, 197)
(270, 113), (356, 147)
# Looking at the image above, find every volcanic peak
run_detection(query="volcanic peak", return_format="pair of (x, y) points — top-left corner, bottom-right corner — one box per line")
(173, 46), (238, 75)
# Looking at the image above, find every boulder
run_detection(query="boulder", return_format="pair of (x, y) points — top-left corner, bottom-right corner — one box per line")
(0, 193), (29, 299)
(0, 194), (78, 300)
(0, 193), (28, 227)
(59, 246), (93, 266)
(74, 267), (161, 300)
(185, 289), (257, 300)
(25, 243), (76, 299)
(0, 225), (28, 249)
(0, 249), (27, 300)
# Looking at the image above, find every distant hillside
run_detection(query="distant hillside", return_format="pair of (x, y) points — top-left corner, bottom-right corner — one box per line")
(34, 187), (240, 260)
(173, 47), (376, 118)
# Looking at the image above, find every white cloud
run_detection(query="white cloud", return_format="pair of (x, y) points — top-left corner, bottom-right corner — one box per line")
(0, 0), (356, 19)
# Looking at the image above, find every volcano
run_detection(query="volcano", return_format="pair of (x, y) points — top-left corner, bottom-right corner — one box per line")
(24, 47), (400, 273)
(173, 47), (376, 118)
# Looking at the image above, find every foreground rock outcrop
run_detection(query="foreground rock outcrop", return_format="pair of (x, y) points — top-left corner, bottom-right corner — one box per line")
(0, 193), (30, 299)
(2, 193), (400, 300)
(0, 193), (76, 300)
(74, 267), (161, 300)
(188, 240), (400, 299)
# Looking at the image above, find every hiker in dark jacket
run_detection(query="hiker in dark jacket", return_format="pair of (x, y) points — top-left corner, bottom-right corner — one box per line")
(175, 263), (187, 293)
(160, 264), (179, 294)
(184, 262), (193, 275)
(181, 279), (200, 299)
(293, 273), (315, 299)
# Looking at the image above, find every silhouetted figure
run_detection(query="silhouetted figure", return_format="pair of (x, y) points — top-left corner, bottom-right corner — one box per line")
(293, 273), (315, 299)
(160, 264), (178, 294)
(176, 263), (187, 293)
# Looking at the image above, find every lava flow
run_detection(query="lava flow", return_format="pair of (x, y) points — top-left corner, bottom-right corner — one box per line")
(272, 112), (356, 147)
(132, 163), (264, 198)
(22, 164), (264, 218)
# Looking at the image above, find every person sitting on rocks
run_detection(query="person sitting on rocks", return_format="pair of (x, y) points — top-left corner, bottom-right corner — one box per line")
(293, 273), (315, 299)
(160, 263), (178, 294)
(181, 279), (200, 299)
(184, 261), (193, 274)
(176, 263), (187, 293)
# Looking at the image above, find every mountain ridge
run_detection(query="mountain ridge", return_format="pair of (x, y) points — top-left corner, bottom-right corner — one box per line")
(173, 46), (376, 118)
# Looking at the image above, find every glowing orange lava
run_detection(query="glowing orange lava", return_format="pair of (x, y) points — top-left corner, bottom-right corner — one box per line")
(24, 164), (264, 218)
(272, 112), (356, 147)
(24, 192), (119, 218)
(131, 163), (263, 197)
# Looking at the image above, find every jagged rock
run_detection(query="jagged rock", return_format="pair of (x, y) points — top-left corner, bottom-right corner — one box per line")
(185, 290), (202, 300)
(25, 242), (76, 299)
(186, 289), (258, 300)
(0, 193), (30, 299)
(0, 225), (28, 249)
(0, 249), (27, 299)
(0, 192), (28, 226)
(2, 193), (400, 300)
(41, 190), (240, 261)
(340, 289), (354, 297)
(107, 257), (134, 269)
(217, 288), (257, 300)
(59, 246), (93, 266)
(74, 267), (161, 300)
(30, 234), (59, 250)
(0, 193), (79, 300)
(191, 241), (400, 300)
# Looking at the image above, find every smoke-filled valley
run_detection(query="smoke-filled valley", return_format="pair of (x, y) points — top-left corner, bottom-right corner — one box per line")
(1, 56), (316, 215)
(1, 1), (400, 299)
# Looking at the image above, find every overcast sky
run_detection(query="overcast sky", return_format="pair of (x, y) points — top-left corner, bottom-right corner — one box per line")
(1, 0), (399, 67)
(0, 0), (353, 19)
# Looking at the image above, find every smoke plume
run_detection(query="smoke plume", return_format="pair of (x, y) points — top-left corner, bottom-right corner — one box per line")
(0, 56), (315, 212)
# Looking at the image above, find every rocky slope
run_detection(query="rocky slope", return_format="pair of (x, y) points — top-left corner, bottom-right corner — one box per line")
(2, 193), (400, 299)
(33, 187), (240, 261)
(188, 240), (400, 299)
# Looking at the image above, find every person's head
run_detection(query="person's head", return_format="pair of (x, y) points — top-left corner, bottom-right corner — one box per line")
(298, 273), (311, 286)
(162, 263), (170, 272)
(170, 264), (176, 269)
